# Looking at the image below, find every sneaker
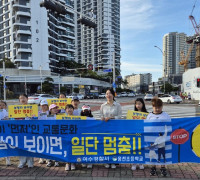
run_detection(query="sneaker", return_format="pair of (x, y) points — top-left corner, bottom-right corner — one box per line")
(54, 162), (59, 167)
(6, 158), (11, 166)
(111, 164), (116, 169)
(28, 164), (34, 168)
(71, 163), (76, 170)
(65, 163), (70, 171)
(139, 164), (144, 170)
(104, 164), (110, 168)
(46, 161), (52, 167)
(81, 164), (87, 168)
(150, 167), (156, 176)
(160, 167), (167, 176)
(18, 164), (24, 169)
(87, 164), (93, 169)
(131, 165), (137, 171)
(38, 158), (45, 164)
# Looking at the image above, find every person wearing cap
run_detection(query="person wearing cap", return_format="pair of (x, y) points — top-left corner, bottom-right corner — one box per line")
(46, 104), (60, 167)
(38, 100), (49, 119)
(71, 96), (81, 116)
(37, 100), (49, 164)
(81, 105), (94, 119)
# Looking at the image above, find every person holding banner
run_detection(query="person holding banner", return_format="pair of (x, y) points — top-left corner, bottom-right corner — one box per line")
(131, 98), (148, 171)
(71, 96), (81, 116)
(65, 104), (74, 116)
(146, 98), (170, 176)
(0, 100), (10, 166)
(38, 99), (49, 164)
(80, 105), (94, 119)
(64, 104), (76, 171)
(46, 104), (60, 167)
(59, 93), (66, 99)
(18, 94), (34, 168)
(100, 88), (122, 169)
(59, 93), (67, 113)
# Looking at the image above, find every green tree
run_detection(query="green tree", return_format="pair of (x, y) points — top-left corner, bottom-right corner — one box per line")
(73, 88), (79, 93)
(161, 83), (173, 93)
(60, 86), (67, 94)
(0, 58), (15, 68)
(42, 77), (54, 94)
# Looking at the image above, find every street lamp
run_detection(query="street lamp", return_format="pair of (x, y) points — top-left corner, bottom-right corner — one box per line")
(0, 59), (6, 101)
(154, 45), (166, 94)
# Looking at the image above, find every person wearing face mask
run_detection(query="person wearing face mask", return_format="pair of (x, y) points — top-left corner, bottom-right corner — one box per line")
(100, 88), (122, 169)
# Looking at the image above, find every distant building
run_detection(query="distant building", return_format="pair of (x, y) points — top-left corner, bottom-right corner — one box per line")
(163, 32), (196, 78)
(125, 73), (152, 92)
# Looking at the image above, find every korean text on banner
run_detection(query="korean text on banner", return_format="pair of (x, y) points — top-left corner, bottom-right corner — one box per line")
(8, 105), (38, 118)
(126, 110), (149, 119)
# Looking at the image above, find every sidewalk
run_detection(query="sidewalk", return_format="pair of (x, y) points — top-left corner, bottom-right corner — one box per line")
(0, 158), (199, 180)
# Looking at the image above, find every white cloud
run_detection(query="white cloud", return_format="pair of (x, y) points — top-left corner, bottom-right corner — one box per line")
(120, 0), (156, 31)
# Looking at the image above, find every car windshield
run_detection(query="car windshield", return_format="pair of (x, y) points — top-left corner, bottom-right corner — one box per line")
(146, 94), (153, 97)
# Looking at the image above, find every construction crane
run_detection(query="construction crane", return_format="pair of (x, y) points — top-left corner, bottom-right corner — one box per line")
(186, 15), (200, 67)
(179, 42), (194, 71)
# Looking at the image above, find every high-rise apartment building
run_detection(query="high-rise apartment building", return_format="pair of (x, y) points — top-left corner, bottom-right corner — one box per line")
(163, 32), (196, 78)
(75, 0), (120, 73)
(0, 0), (75, 74)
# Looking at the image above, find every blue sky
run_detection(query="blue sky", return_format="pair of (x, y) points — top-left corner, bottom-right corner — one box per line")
(120, 0), (200, 81)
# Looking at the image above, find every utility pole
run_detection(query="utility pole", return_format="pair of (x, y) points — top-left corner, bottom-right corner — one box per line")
(3, 61), (6, 101)
(113, 52), (116, 93)
(40, 65), (42, 93)
(154, 45), (166, 94)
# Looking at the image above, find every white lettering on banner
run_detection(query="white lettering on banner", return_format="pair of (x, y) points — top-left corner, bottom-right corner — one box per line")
(0, 136), (18, 149)
(24, 136), (36, 152)
(23, 136), (63, 155)
(50, 137), (62, 155)
(37, 136), (45, 153)
(172, 134), (188, 139)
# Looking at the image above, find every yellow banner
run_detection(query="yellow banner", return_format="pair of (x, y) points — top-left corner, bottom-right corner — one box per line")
(46, 98), (72, 109)
(8, 105), (38, 118)
(56, 115), (87, 120)
(126, 110), (148, 120)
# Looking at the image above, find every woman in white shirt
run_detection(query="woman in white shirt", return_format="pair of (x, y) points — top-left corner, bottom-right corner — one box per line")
(100, 88), (122, 169)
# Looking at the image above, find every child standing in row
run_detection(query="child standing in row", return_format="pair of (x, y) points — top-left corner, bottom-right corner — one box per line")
(146, 98), (170, 176)
(65, 104), (76, 171)
(18, 94), (34, 168)
(131, 98), (148, 171)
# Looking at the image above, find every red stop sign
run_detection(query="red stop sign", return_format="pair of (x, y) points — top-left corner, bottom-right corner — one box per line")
(170, 129), (189, 144)
(88, 64), (93, 70)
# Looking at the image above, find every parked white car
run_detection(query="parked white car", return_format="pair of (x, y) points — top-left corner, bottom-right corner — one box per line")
(159, 94), (182, 104)
(67, 94), (84, 100)
(121, 92), (128, 97)
(144, 94), (154, 101)
(116, 93), (122, 97)
(28, 94), (55, 105)
(99, 93), (105, 98)
(127, 93), (136, 97)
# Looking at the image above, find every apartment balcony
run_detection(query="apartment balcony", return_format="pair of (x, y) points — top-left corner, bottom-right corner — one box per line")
(13, 2), (30, 8)
(13, 21), (31, 27)
(16, 30), (31, 35)
(17, 48), (32, 53)
(14, 39), (32, 45)
(18, 66), (32, 70)
(16, 11), (31, 17)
